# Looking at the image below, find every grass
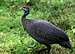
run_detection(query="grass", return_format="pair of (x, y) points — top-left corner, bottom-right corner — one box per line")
(0, 0), (75, 54)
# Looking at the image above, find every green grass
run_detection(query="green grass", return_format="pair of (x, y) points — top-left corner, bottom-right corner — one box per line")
(0, 0), (75, 54)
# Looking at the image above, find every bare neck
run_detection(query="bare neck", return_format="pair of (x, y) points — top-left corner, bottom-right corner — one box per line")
(21, 14), (31, 25)
(21, 14), (32, 30)
(22, 14), (27, 21)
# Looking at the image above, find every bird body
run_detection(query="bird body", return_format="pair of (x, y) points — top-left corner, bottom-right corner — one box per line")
(21, 7), (72, 53)
(22, 18), (70, 45)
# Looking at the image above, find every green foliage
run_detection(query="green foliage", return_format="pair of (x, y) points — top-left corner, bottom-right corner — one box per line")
(0, 0), (75, 54)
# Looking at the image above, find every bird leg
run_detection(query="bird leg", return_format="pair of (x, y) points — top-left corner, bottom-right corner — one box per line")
(36, 48), (48, 54)
(35, 45), (51, 54)
(70, 48), (73, 53)
(46, 44), (51, 54)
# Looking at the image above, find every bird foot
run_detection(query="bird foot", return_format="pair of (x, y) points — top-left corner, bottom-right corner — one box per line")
(35, 48), (48, 54)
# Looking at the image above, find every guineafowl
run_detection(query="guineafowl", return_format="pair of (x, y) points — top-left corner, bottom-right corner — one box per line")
(21, 6), (72, 54)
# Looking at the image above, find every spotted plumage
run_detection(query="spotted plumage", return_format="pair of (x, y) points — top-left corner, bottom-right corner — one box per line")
(21, 6), (72, 54)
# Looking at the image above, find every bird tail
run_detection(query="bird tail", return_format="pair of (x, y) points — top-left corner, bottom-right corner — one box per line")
(60, 41), (72, 49)
(65, 41), (72, 49)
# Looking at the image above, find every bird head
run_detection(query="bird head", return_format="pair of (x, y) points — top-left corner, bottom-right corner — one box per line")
(22, 6), (30, 16)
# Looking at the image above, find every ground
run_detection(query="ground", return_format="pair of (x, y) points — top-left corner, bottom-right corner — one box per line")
(0, 0), (75, 54)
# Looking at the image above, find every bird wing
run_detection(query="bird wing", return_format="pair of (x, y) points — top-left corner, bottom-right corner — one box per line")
(29, 21), (69, 44)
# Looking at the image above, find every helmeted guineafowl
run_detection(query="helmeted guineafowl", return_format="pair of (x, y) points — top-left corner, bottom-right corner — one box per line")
(21, 6), (72, 54)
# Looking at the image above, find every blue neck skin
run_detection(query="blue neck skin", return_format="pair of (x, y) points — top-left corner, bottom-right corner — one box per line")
(23, 11), (29, 17)
(24, 12), (29, 16)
